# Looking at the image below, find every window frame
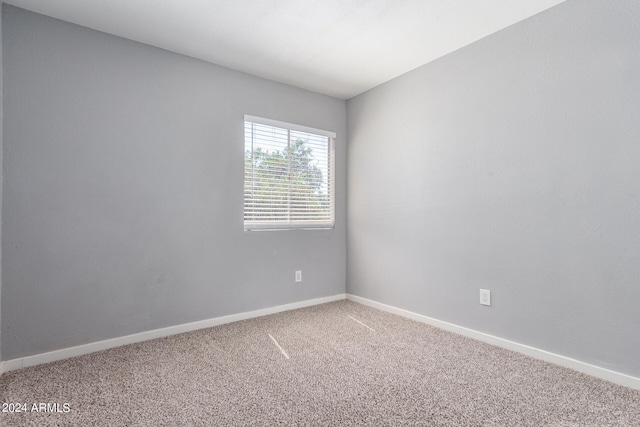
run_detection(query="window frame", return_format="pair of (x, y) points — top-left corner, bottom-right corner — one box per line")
(243, 115), (336, 231)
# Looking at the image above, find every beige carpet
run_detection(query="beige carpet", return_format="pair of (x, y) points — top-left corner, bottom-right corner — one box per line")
(1, 300), (639, 426)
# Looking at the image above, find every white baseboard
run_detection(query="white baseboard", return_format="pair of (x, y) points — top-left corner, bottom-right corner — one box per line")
(1, 293), (346, 374)
(5, 292), (638, 391)
(346, 294), (640, 391)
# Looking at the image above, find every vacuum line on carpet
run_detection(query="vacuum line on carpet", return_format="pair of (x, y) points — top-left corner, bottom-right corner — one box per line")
(268, 333), (290, 359)
(347, 315), (375, 332)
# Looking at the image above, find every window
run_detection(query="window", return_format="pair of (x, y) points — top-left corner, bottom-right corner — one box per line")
(244, 115), (335, 230)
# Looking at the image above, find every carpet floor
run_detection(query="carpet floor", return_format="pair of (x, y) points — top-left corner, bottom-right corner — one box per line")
(1, 300), (639, 426)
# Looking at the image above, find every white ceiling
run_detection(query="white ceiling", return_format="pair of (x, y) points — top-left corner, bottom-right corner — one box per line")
(6, 0), (566, 99)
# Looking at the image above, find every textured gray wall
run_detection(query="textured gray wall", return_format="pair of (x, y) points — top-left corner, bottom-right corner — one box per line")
(2, 5), (346, 360)
(347, 0), (640, 377)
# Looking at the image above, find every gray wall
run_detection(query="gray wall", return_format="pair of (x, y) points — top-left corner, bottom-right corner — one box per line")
(347, 0), (640, 377)
(1, 5), (346, 360)
(0, 1), (3, 362)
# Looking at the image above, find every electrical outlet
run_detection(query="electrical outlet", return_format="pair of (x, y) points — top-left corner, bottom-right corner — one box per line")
(479, 289), (491, 306)
(295, 270), (302, 283)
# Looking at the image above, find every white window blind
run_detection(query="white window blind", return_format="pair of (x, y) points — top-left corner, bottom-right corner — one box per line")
(244, 115), (335, 230)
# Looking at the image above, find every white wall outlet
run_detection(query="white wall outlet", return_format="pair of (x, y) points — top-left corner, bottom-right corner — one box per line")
(295, 270), (302, 283)
(480, 289), (491, 306)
